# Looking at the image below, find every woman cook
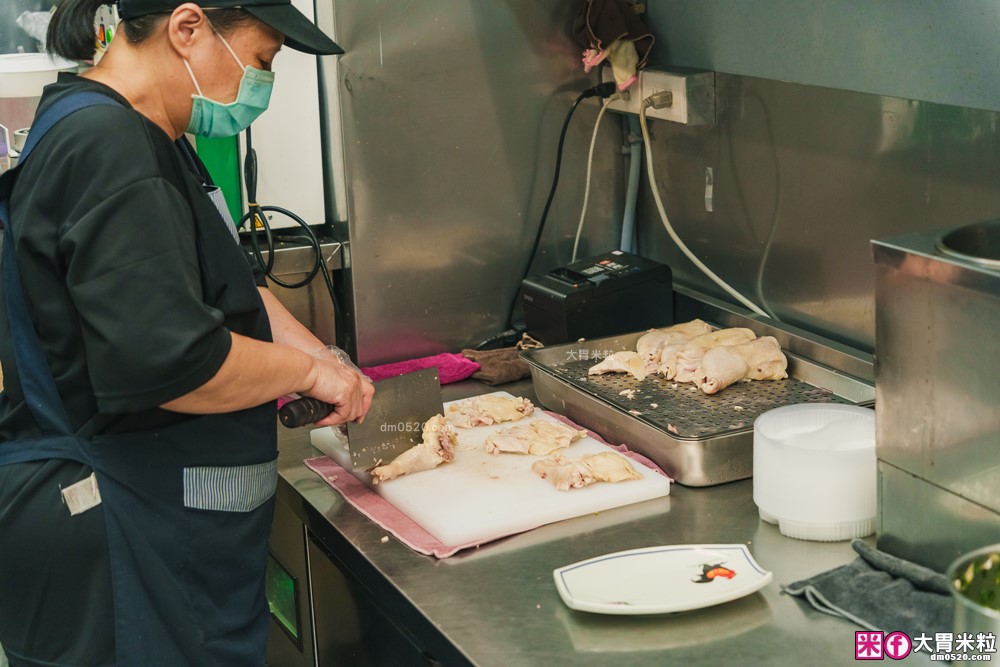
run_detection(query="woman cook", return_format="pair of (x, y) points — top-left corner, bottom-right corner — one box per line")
(0, 1), (373, 665)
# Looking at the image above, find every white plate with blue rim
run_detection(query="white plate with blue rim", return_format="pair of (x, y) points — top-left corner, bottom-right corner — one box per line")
(553, 544), (773, 615)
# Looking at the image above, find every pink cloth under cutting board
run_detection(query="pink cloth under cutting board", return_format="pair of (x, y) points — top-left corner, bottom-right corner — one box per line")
(303, 412), (669, 558)
(361, 353), (480, 384)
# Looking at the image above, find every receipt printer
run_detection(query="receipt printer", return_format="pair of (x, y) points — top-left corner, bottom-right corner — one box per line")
(521, 251), (673, 344)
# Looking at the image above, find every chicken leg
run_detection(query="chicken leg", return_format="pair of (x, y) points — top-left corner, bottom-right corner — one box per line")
(697, 336), (788, 395)
(371, 414), (457, 483)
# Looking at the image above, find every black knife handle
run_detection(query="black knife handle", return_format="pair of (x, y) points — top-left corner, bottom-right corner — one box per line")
(279, 397), (335, 428)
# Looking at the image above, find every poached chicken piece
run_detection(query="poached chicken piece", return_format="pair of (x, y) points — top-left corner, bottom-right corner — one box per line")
(445, 395), (534, 428)
(584, 320), (790, 395)
(485, 420), (587, 456)
(635, 319), (713, 374)
(697, 336), (788, 395)
(531, 452), (641, 491)
(653, 341), (690, 379)
(531, 457), (592, 490)
(588, 351), (648, 381)
(670, 328), (757, 383)
(371, 414), (457, 484)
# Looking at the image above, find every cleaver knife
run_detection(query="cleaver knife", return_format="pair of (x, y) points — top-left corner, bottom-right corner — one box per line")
(345, 367), (443, 472)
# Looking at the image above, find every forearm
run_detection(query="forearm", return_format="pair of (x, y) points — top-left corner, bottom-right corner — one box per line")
(161, 291), (368, 420)
(258, 287), (327, 353)
(161, 332), (317, 414)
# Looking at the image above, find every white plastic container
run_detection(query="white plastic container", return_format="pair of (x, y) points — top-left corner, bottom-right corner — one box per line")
(12, 128), (28, 153)
(753, 404), (876, 541)
(0, 53), (78, 99)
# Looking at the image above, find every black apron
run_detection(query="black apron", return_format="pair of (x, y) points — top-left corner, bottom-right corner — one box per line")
(0, 93), (277, 666)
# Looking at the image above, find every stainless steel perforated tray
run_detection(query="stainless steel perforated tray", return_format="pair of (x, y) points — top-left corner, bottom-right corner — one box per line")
(521, 328), (875, 486)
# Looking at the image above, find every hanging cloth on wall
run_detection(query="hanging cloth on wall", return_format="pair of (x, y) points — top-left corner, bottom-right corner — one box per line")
(572, 0), (655, 91)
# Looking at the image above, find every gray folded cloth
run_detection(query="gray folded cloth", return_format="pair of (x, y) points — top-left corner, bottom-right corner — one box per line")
(783, 539), (953, 638)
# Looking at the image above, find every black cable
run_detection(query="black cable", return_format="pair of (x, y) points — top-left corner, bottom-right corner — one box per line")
(475, 81), (617, 350)
(237, 125), (350, 358)
(241, 126), (275, 276)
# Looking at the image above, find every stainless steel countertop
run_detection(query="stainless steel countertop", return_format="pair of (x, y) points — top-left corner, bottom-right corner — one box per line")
(276, 379), (932, 666)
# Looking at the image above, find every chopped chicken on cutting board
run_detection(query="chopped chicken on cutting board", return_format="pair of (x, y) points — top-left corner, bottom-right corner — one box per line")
(531, 457), (592, 490)
(445, 394), (534, 428)
(697, 336), (788, 395)
(584, 452), (643, 483)
(371, 414), (457, 484)
(587, 350), (648, 381)
(485, 420), (587, 456)
(531, 452), (641, 490)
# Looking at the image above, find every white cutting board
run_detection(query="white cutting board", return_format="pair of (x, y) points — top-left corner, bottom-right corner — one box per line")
(310, 392), (671, 547)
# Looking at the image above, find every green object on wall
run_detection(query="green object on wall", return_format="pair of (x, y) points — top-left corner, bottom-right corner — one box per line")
(194, 135), (243, 225)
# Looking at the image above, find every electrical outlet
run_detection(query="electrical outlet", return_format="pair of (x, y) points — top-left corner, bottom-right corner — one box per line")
(600, 67), (715, 126)
(599, 71), (643, 116)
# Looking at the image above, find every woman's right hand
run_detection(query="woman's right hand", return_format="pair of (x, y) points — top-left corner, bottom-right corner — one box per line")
(302, 354), (375, 426)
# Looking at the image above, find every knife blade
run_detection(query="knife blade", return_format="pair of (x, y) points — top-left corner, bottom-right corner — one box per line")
(345, 367), (443, 472)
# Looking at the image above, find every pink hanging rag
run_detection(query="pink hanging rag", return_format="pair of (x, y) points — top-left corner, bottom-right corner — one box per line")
(572, 0), (652, 91)
(303, 411), (670, 558)
(361, 353), (480, 385)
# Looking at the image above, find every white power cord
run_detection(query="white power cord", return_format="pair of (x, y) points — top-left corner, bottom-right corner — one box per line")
(571, 94), (619, 262)
(639, 93), (769, 317)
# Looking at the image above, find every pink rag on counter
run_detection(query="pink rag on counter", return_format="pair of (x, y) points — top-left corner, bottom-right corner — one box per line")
(361, 353), (480, 385)
(304, 456), (474, 558)
(303, 411), (670, 559)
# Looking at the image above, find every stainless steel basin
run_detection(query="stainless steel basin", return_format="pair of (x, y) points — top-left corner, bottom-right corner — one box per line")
(948, 544), (1000, 649)
(937, 219), (1000, 269)
(874, 223), (1000, 572)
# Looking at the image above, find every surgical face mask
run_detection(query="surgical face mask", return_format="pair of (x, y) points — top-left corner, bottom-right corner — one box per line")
(183, 29), (274, 138)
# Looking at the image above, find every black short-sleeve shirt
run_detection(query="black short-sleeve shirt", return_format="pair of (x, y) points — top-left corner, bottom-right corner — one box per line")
(0, 74), (266, 439)
(0, 75), (273, 664)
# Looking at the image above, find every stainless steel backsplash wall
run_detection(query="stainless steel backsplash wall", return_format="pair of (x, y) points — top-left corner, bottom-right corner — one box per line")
(636, 74), (1000, 351)
(327, 1), (1000, 362)
(328, 1), (624, 365)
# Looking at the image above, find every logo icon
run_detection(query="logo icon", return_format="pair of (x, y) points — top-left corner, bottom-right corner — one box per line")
(856, 631), (884, 660)
(884, 632), (911, 660)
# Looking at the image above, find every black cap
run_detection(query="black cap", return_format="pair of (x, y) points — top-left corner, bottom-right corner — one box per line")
(116, 0), (344, 56)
